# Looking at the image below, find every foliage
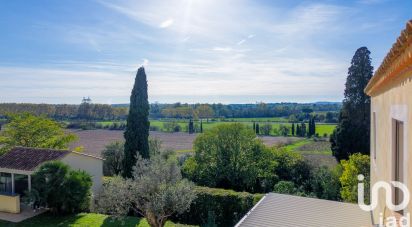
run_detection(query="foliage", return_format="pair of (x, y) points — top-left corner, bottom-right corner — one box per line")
(149, 137), (162, 156)
(278, 124), (289, 136)
(102, 141), (124, 176)
(95, 153), (197, 227)
(308, 118), (316, 137)
(260, 123), (272, 135)
(0, 113), (77, 154)
(273, 181), (297, 195)
(0, 102), (341, 122)
(195, 104), (214, 120)
(124, 67), (150, 178)
(30, 161), (92, 214)
(310, 166), (341, 200)
(0, 212), (196, 227)
(331, 47), (372, 161)
(340, 153), (370, 203)
(182, 123), (279, 193)
(172, 186), (263, 227)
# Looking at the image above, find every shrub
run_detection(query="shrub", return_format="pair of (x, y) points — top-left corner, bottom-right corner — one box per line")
(182, 123), (278, 193)
(173, 186), (263, 227)
(340, 153), (370, 203)
(95, 154), (196, 227)
(102, 141), (124, 176)
(260, 123), (272, 135)
(30, 161), (92, 214)
(310, 166), (341, 200)
(273, 181), (296, 194)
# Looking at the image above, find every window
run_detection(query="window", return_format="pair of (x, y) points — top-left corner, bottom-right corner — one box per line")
(393, 119), (404, 214)
(0, 173), (12, 194)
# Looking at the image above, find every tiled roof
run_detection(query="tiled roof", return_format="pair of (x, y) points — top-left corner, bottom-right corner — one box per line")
(236, 193), (372, 227)
(365, 20), (412, 95)
(0, 147), (70, 171)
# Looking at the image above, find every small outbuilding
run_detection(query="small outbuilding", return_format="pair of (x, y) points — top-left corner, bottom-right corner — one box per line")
(0, 147), (103, 214)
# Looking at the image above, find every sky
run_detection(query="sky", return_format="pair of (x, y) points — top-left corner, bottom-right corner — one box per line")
(0, 0), (411, 104)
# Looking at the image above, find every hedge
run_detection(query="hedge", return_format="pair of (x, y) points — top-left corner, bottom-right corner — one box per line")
(172, 186), (263, 227)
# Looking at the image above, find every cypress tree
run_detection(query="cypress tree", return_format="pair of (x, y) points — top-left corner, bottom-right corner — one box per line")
(301, 122), (306, 137)
(255, 123), (260, 135)
(296, 125), (301, 137)
(253, 122), (256, 131)
(291, 123), (295, 136)
(200, 120), (203, 133)
(123, 67), (150, 178)
(331, 47), (373, 161)
(188, 119), (194, 134)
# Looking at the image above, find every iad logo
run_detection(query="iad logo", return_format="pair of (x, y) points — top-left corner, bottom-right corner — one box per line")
(357, 174), (411, 226)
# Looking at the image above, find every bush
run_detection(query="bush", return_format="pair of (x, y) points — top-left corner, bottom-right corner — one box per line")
(340, 153), (370, 203)
(310, 166), (341, 200)
(273, 181), (296, 194)
(182, 123), (278, 193)
(260, 123), (272, 135)
(102, 141), (124, 176)
(173, 186), (263, 227)
(29, 161), (92, 214)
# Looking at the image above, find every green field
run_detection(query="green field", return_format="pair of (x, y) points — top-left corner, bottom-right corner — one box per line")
(283, 138), (337, 168)
(0, 213), (196, 227)
(95, 118), (336, 137)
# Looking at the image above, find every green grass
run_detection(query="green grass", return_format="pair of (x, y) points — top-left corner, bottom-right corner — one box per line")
(282, 139), (336, 167)
(283, 139), (312, 152)
(94, 119), (336, 137)
(0, 213), (196, 227)
(283, 139), (332, 155)
(315, 124), (336, 137)
(221, 117), (288, 122)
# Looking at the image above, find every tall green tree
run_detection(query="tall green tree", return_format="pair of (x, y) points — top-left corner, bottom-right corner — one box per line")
(331, 47), (373, 161)
(291, 123), (295, 136)
(0, 113), (76, 154)
(123, 67), (150, 178)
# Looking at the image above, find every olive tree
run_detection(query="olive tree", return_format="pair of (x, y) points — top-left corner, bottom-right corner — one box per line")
(102, 141), (124, 176)
(95, 153), (196, 227)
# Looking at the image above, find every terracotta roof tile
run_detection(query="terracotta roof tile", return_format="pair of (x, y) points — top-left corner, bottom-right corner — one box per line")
(365, 20), (412, 95)
(0, 147), (70, 171)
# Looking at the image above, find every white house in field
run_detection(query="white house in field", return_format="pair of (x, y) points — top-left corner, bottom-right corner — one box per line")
(0, 147), (103, 214)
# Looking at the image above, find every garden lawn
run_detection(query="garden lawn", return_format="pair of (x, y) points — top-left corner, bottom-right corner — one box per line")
(0, 213), (197, 227)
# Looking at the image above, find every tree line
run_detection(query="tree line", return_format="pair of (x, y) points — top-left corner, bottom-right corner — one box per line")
(0, 102), (340, 123)
(0, 103), (128, 121)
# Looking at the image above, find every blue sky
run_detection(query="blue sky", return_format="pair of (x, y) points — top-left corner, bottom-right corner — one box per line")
(0, 0), (411, 104)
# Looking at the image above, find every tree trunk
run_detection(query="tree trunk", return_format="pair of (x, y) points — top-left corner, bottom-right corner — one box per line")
(146, 213), (165, 227)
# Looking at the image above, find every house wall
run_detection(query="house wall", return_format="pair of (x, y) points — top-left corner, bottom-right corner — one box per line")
(0, 194), (20, 213)
(61, 153), (103, 195)
(370, 69), (412, 223)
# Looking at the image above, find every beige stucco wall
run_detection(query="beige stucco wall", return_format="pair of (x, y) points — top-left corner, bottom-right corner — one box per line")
(0, 194), (20, 213)
(370, 71), (412, 223)
(61, 152), (103, 195)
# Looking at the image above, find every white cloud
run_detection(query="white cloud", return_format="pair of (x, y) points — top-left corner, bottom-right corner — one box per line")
(4, 0), (385, 103)
(212, 47), (233, 52)
(237, 39), (246, 45)
(159, 18), (174, 28)
(142, 58), (149, 66)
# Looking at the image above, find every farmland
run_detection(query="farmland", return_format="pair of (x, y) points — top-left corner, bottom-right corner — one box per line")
(69, 130), (303, 157)
(68, 129), (337, 168)
(96, 118), (337, 137)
